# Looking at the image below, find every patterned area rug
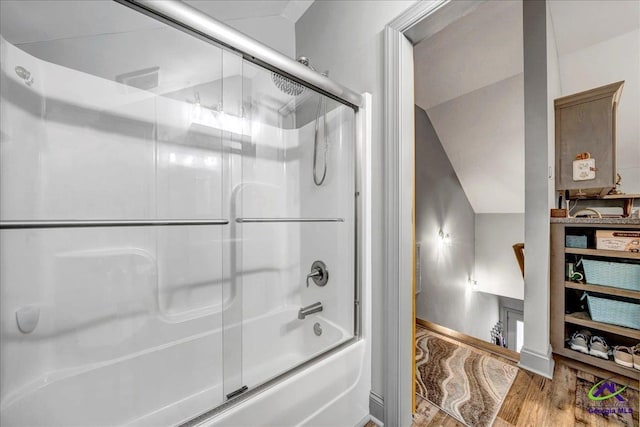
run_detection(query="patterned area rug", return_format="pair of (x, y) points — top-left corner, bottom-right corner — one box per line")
(415, 330), (518, 427)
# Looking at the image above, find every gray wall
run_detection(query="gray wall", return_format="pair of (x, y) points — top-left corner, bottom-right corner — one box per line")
(296, 0), (417, 398)
(414, 106), (499, 341)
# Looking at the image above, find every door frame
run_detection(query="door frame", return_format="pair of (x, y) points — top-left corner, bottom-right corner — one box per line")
(383, 1), (555, 425)
(382, 2), (448, 425)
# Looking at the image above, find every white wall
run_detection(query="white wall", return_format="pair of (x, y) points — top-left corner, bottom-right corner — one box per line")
(557, 29), (640, 194)
(225, 15), (296, 58)
(519, 0), (554, 379)
(296, 0), (417, 399)
(474, 214), (525, 300)
(547, 4), (561, 208)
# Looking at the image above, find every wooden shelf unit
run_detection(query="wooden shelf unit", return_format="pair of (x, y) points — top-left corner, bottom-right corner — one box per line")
(565, 312), (640, 340)
(564, 281), (640, 300)
(550, 221), (640, 381)
(565, 247), (640, 260)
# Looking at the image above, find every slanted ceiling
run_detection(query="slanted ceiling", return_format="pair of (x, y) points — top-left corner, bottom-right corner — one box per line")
(414, 0), (640, 214)
(414, 1), (524, 214)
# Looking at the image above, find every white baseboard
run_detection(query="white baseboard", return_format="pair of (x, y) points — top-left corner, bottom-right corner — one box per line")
(369, 392), (384, 424)
(519, 345), (555, 379)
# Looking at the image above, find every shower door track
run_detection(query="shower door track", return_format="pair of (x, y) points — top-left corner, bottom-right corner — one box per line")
(114, 0), (363, 110)
(0, 219), (229, 229)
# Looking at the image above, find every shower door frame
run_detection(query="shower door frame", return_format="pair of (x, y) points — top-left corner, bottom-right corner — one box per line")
(108, 0), (367, 424)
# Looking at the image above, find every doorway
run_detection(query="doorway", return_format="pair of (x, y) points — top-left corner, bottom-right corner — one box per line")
(383, 1), (554, 425)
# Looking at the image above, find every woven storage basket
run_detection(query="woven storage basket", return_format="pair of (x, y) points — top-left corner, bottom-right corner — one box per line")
(586, 294), (640, 330)
(566, 235), (587, 248)
(582, 259), (640, 291)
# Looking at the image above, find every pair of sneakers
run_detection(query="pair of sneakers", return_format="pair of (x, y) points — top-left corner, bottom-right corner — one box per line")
(612, 344), (640, 370)
(569, 329), (610, 360)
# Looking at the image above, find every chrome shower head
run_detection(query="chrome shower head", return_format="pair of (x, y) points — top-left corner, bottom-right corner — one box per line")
(271, 56), (317, 96)
(271, 73), (306, 96)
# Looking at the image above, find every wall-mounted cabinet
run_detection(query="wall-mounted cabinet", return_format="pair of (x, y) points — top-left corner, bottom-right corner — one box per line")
(550, 219), (640, 381)
(555, 81), (624, 197)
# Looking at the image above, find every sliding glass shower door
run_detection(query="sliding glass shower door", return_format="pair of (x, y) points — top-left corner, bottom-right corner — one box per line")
(0, 1), (356, 426)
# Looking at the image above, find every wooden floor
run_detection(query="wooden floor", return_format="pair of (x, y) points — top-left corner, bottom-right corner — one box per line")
(367, 327), (639, 427)
(411, 328), (639, 427)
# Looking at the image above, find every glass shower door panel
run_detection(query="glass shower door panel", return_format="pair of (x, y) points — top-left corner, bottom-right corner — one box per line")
(221, 49), (245, 400)
(239, 60), (356, 390)
(0, 2), (230, 425)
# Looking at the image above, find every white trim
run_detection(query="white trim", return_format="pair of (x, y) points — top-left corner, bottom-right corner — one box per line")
(369, 392), (384, 424)
(521, 0), (555, 379)
(388, 0), (449, 33)
(382, 2), (446, 426)
(519, 346), (555, 379)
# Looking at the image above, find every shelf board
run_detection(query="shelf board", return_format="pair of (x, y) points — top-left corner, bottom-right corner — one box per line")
(564, 281), (640, 300)
(565, 247), (640, 260)
(565, 311), (640, 340)
(554, 347), (640, 381)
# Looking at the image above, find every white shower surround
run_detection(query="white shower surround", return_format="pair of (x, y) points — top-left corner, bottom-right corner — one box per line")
(0, 35), (371, 427)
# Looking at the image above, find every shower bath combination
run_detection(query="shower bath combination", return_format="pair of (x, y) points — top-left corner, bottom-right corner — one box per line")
(272, 56), (330, 186)
(0, 0), (364, 426)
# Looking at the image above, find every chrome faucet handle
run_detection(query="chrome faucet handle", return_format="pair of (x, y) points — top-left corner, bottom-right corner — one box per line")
(306, 260), (328, 287)
(306, 268), (321, 287)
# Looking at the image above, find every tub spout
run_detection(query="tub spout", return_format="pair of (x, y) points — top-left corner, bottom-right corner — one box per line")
(298, 302), (323, 319)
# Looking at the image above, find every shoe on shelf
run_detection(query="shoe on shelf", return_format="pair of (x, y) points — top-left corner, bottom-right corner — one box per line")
(569, 329), (591, 354)
(634, 344), (640, 370)
(612, 346), (634, 368)
(589, 335), (610, 360)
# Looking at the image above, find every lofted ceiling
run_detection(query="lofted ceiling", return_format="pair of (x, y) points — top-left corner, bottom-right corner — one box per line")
(414, 0), (640, 214)
(414, 0), (524, 214)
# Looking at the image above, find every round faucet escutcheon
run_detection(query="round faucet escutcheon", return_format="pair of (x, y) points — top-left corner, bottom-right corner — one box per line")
(307, 260), (329, 287)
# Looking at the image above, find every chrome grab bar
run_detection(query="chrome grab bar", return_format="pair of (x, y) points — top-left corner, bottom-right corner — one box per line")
(298, 302), (323, 320)
(236, 218), (344, 223)
(0, 219), (229, 229)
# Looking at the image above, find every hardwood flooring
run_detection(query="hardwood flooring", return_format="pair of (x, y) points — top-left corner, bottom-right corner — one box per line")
(365, 326), (638, 427)
(410, 326), (639, 427)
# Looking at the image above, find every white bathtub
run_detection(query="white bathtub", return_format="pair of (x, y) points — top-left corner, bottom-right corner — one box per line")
(0, 306), (369, 426)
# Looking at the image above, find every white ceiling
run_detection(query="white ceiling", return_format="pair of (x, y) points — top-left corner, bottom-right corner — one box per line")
(0, 0), (312, 101)
(414, 0), (523, 112)
(0, 1), (313, 45)
(186, 0), (313, 23)
(414, 1), (524, 214)
(548, 0), (640, 55)
(414, 0), (640, 214)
